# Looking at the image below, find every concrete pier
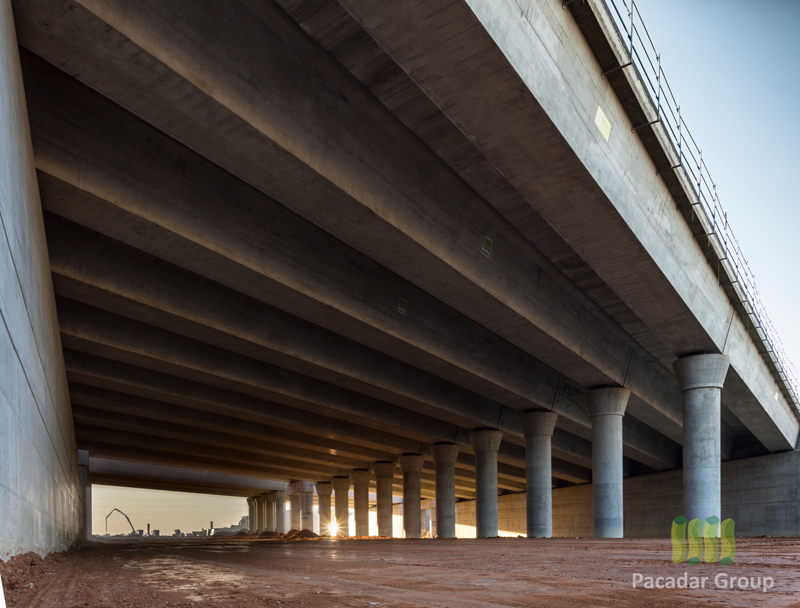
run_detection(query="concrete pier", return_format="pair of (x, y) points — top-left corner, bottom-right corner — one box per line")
(332, 476), (351, 537)
(273, 491), (287, 534)
(263, 492), (274, 532)
(398, 454), (425, 539)
(470, 430), (503, 538)
(255, 494), (265, 533)
(520, 411), (558, 538)
(586, 388), (630, 538)
(315, 481), (333, 536)
(246, 498), (256, 533)
(299, 483), (314, 531)
(289, 492), (300, 530)
(372, 462), (396, 538)
(351, 469), (372, 537)
(674, 354), (731, 525)
(430, 443), (459, 539)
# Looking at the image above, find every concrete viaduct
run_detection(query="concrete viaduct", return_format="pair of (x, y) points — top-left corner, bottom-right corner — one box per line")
(1, 0), (797, 556)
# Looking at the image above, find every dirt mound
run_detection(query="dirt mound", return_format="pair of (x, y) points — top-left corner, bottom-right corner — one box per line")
(280, 529), (319, 540)
(234, 530), (249, 537)
(257, 531), (281, 539)
(0, 549), (71, 594)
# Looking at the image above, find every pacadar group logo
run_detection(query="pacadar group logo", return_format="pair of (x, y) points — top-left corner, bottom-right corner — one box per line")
(670, 515), (736, 565)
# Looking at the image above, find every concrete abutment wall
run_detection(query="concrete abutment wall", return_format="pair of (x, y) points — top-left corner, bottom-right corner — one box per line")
(455, 450), (800, 538)
(0, 0), (81, 559)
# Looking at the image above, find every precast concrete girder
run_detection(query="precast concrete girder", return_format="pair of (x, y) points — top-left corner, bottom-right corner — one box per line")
(336, 0), (798, 451)
(56, 0), (688, 444)
(68, 382), (395, 463)
(20, 52), (593, 439)
(44, 212), (680, 470)
(55, 294), (608, 471)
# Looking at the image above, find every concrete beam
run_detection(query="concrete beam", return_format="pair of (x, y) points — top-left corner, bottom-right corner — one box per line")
(337, 0), (798, 450)
(44, 212), (680, 470)
(57, 294), (609, 471)
(57, 0), (688, 442)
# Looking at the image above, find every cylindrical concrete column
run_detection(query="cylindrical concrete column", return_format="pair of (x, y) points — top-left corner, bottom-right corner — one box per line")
(273, 491), (287, 533)
(430, 443), (459, 539)
(316, 482), (333, 535)
(470, 429), (503, 538)
(289, 492), (301, 530)
(246, 498), (254, 533)
(520, 411), (558, 538)
(372, 462), (396, 538)
(264, 492), (275, 532)
(586, 387), (630, 538)
(398, 454), (425, 539)
(300, 489), (314, 531)
(331, 476), (351, 537)
(674, 354), (730, 525)
(351, 469), (372, 537)
(78, 450), (91, 541)
(255, 494), (266, 533)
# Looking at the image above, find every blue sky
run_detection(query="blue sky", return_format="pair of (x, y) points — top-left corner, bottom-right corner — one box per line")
(633, 0), (800, 386)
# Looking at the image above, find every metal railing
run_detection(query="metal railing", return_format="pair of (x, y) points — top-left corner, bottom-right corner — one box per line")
(600, 0), (799, 407)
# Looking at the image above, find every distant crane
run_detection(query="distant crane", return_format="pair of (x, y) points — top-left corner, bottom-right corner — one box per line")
(105, 508), (136, 535)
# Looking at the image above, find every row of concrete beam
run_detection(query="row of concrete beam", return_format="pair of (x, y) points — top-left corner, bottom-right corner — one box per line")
(247, 353), (729, 539)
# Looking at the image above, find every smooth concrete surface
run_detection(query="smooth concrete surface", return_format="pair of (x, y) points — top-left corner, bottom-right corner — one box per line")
(332, 476), (351, 537)
(470, 430), (503, 538)
(675, 354), (731, 524)
(255, 494), (265, 533)
(78, 450), (90, 541)
(399, 454), (425, 539)
(550, 449), (800, 538)
(288, 493), (300, 531)
(372, 462), (395, 538)
(520, 411), (558, 538)
(300, 490), (314, 531)
(262, 492), (274, 532)
(246, 498), (255, 533)
(0, 0), (80, 559)
(272, 490), (287, 534)
(586, 388), (630, 538)
(430, 443), (459, 539)
(351, 469), (371, 537)
(337, 0), (798, 450)
(20, 47), (680, 476)
(315, 482), (332, 536)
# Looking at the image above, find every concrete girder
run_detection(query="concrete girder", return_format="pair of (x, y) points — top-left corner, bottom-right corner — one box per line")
(69, 382), (395, 463)
(78, 433), (473, 500)
(56, 294), (608, 473)
(89, 457), (287, 498)
(71, 404), (372, 472)
(75, 424), (349, 480)
(336, 0), (798, 451)
(44, 212), (680, 470)
(20, 53), (593, 440)
(65, 349), (580, 490)
(63, 349), (548, 490)
(52, 0), (690, 443)
(74, 409), (494, 495)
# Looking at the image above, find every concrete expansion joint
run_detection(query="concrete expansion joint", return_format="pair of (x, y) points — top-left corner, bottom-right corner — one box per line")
(398, 453), (425, 473)
(372, 461), (396, 478)
(520, 411), (558, 437)
(469, 428), (503, 452)
(585, 387), (630, 417)
(430, 442), (460, 463)
(673, 353), (731, 391)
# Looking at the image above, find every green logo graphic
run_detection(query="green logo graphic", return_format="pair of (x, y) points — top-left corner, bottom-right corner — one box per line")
(671, 516), (735, 565)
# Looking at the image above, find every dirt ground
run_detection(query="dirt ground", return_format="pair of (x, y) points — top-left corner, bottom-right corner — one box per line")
(3, 536), (800, 607)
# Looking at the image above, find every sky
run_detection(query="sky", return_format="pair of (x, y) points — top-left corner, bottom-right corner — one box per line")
(93, 486), (247, 536)
(632, 0), (800, 384)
